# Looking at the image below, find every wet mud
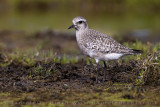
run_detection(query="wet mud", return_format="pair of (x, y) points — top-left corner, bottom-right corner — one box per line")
(0, 58), (160, 106)
(0, 30), (160, 106)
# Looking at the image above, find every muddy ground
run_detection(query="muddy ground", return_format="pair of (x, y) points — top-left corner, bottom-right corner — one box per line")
(0, 30), (160, 106)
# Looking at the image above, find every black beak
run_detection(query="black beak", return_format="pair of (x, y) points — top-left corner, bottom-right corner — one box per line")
(68, 24), (75, 29)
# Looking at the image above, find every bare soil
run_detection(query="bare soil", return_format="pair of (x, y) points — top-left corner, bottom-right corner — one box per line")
(0, 30), (160, 106)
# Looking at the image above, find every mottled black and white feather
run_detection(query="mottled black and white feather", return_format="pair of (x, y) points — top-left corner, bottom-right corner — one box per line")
(70, 16), (142, 63)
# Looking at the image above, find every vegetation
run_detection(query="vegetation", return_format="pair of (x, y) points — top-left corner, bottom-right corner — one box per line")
(0, 40), (160, 106)
(0, 0), (160, 106)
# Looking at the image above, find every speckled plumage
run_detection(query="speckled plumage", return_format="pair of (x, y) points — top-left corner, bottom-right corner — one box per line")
(69, 16), (142, 63)
(68, 16), (142, 82)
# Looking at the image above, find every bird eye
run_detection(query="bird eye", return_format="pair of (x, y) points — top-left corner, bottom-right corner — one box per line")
(78, 21), (83, 24)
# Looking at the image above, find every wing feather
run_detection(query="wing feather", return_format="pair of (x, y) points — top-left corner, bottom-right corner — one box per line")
(82, 29), (131, 54)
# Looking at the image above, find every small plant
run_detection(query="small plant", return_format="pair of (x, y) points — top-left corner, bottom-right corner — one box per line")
(7, 49), (37, 66)
(70, 57), (78, 64)
(52, 55), (60, 63)
(34, 65), (43, 74)
(33, 64), (55, 79)
(61, 55), (68, 64)
(134, 70), (145, 85)
(52, 55), (79, 64)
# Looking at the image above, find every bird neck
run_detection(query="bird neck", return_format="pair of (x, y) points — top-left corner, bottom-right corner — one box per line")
(76, 26), (89, 32)
(76, 28), (88, 34)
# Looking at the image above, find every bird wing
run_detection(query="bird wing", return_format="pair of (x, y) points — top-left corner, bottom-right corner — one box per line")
(83, 29), (131, 54)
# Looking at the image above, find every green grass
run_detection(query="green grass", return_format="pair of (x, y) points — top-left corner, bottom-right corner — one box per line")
(0, 41), (160, 106)
(33, 64), (53, 79)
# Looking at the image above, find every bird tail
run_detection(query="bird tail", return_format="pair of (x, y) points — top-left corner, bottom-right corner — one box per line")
(130, 49), (143, 54)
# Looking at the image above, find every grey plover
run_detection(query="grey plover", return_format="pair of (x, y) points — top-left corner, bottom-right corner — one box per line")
(68, 16), (142, 82)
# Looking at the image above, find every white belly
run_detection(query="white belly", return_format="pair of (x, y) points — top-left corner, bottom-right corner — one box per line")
(105, 53), (123, 60)
(89, 51), (123, 61)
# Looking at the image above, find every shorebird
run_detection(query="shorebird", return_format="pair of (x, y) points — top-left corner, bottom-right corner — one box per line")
(68, 16), (142, 83)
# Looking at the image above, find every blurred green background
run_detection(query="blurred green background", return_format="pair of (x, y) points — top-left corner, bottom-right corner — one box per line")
(0, 0), (160, 34)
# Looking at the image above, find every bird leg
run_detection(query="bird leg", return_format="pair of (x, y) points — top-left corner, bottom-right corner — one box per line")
(96, 62), (99, 83)
(103, 61), (107, 82)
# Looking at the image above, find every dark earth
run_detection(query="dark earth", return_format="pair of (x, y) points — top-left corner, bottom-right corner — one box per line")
(0, 30), (160, 106)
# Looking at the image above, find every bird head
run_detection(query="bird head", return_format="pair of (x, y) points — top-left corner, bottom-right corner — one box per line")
(68, 16), (88, 31)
